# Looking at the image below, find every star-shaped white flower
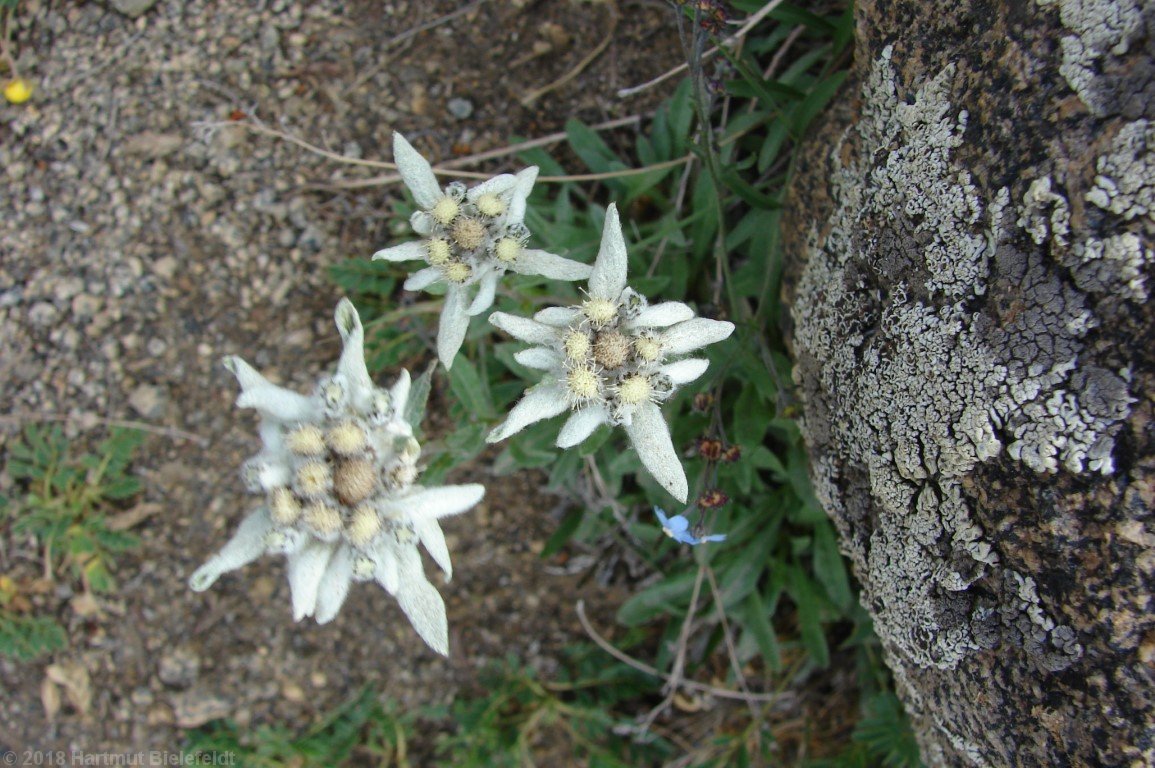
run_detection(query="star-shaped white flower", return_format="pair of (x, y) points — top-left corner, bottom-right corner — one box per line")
(372, 132), (592, 369)
(188, 299), (483, 656)
(486, 204), (735, 502)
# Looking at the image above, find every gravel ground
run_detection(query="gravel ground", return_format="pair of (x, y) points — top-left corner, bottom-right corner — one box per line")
(0, 0), (683, 753)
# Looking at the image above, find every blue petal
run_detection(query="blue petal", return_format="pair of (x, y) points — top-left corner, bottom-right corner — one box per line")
(667, 515), (691, 534)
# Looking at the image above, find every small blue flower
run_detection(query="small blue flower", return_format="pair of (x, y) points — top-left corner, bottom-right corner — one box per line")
(654, 507), (726, 546)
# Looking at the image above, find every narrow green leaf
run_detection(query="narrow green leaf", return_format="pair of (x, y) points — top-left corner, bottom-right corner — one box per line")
(447, 356), (497, 420)
(733, 386), (771, 447)
(739, 592), (782, 671)
(565, 119), (624, 174)
(785, 564), (830, 668)
(541, 508), (584, 558)
(791, 71), (848, 136)
(404, 360), (436, 429)
(617, 570), (698, 626)
(813, 519), (854, 612)
(757, 119), (791, 173)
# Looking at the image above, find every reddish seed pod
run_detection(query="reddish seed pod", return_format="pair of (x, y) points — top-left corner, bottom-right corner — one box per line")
(721, 445), (742, 463)
(697, 489), (730, 509)
(692, 392), (714, 413)
(696, 437), (724, 462)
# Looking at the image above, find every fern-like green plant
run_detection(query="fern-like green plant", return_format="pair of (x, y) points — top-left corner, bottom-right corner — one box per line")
(3, 425), (143, 594)
(184, 688), (415, 767)
(0, 611), (67, 662)
(0, 575), (67, 662)
(851, 692), (923, 768)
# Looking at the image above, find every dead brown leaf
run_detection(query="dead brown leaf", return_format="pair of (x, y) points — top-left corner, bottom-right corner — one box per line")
(106, 502), (162, 531)
(45, 661), (93, 717)
(41, 677), (62, 721)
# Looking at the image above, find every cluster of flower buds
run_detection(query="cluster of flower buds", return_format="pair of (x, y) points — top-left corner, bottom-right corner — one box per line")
(190, 300), (483, 655)
(695, 437), (741, 464)
(374, 133), (591, 369)
(485, 204), (735, 503)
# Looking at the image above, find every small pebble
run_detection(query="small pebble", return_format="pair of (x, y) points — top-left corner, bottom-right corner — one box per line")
(447, 97), (474, 120)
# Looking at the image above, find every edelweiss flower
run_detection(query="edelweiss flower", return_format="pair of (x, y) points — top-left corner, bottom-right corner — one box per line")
(372, 132), (592, 369)
(189, 299), (483, 656)
(486, 204), (735, 503)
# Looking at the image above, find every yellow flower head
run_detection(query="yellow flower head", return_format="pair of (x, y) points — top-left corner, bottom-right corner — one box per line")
(4, 78), (33, 105)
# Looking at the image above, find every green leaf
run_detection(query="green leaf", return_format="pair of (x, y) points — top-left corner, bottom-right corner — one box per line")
(547, 448), (583, 490)
(447, 356), (497, 420)
(757, 119), (791, 173)
(617, 569), (698, 626)
(738, 593), (782, 671)
(791, 71), (848, 136)
(445, 422), (488, 462)
(768, 2), (838, 33)
(665, 78), (694, 154)
(541, 508), (584, 558)
(813, 520), (854, 612)
(566, 119), (626, 175)
(102, 476), (142, 501)
(576, 425), (613, 457)
(83, 559), (116, 594)
(716, 557), (762, 611)
(0, 613), (68, 662)
(785, 564), (829, 668)
(732, 386), (771, 447)
(404, 360), (436, 430)
(721, 167), (780, 209)
(853, 692), (924, 768)
(514, 143), (568, 177)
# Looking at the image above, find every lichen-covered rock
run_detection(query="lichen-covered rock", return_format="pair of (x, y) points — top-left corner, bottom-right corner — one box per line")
(781, 2), (1154, 765)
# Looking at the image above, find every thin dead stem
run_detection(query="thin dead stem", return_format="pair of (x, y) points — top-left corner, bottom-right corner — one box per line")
(704, 562), (766, 766)
(574, 600), (787, 705)
(582, 455), (637, 537)
(201, 114), (679, 190)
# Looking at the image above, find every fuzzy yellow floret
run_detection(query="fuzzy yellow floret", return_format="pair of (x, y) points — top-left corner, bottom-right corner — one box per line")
(431, 196), (460, 226)
(633, 334), (663, 362)
(426, 238), (452, 266)
(616, 374), (652, 405)
(452, 217), (487, 250)
(304, 502), (342, 535)
(334, 458), (377, 505)
(295, 461), (332, 497)
(269, 487), (302, 526)
(346, 504), (383, 546)
(563, 330), (591, 362)
(286, 424), (326, 455)
(326, 421), (368, 456)
(443, 261), (472, 284)
(494, 238), (521, 264)
(476, 193), (507, 217)
(566, 366), (601, 402)
(582, 297), (617, 327)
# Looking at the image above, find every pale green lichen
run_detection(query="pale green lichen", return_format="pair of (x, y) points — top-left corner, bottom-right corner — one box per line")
(1086, 119), (1155, 221)
(1036, 0), (1145, 116)
(791, 46), (1128, 674)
